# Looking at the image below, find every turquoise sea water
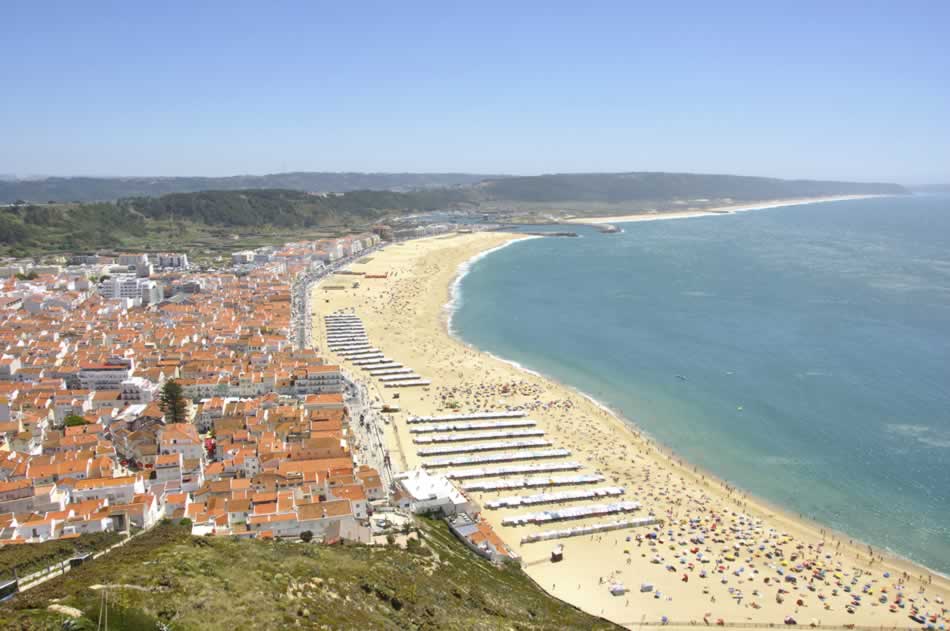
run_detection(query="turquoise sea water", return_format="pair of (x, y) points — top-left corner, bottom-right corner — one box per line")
(453, 195), (950, 576)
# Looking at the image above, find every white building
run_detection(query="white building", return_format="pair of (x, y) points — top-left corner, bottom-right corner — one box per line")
(140, 280), (163, 304)
(286, 367), (343, 395)
(71, 476), (146, 505)
(79, 360), (133, 391)
(120, 377), (158, 403)
(232, 251), (255, 265)
(156, 253), (189, 269)
(118, 254), (149, 268)
(98, 275), (163, 304)
(395, 469), (472, 516)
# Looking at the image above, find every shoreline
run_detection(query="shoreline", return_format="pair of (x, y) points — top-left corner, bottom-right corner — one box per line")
(568, 194), (891, 225)
(315, 231), (949, 628)
(444, 235), (540, 336)
(445, 236), (950, 582)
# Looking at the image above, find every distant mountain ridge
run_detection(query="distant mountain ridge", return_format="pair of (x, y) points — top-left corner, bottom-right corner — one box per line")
(0, 172), (501, 203)
(1, 173), (910, 256)
(0, 170), (908, 204)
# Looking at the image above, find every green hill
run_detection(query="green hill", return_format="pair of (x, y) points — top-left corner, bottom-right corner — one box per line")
(2, 520), (618, 630)
(0, 172), (499, 204)
(123, 188), (470, 227)
(0, 188), (471, 257)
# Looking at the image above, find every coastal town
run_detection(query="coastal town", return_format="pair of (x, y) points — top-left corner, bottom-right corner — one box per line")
(0, 227), (948, 630)
(0, 227), (509, 568)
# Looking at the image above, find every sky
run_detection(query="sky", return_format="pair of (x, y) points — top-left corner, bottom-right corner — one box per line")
(2, 1), (948, 184)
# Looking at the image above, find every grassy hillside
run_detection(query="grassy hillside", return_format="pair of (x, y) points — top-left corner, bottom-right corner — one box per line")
(0, 532), (122, 582)
(123, 188), (470, 227)
(1, 520), (618, 630)
(477, 172), (907, 203)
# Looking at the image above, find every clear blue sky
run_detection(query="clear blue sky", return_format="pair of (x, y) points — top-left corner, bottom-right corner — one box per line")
(2, 1), (948, 184)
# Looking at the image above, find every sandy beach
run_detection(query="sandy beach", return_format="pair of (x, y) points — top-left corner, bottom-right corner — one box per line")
(569, 195), (888, 225)
(312, 230), (949, 630)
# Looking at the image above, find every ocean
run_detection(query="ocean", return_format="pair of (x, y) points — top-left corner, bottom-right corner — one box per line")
(451, 194), (950, 576)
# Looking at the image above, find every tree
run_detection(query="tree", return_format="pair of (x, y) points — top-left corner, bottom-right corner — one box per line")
(300, 530), (313, 543)
(160, 379), (188, 424)
(63, 414), (88, 427)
